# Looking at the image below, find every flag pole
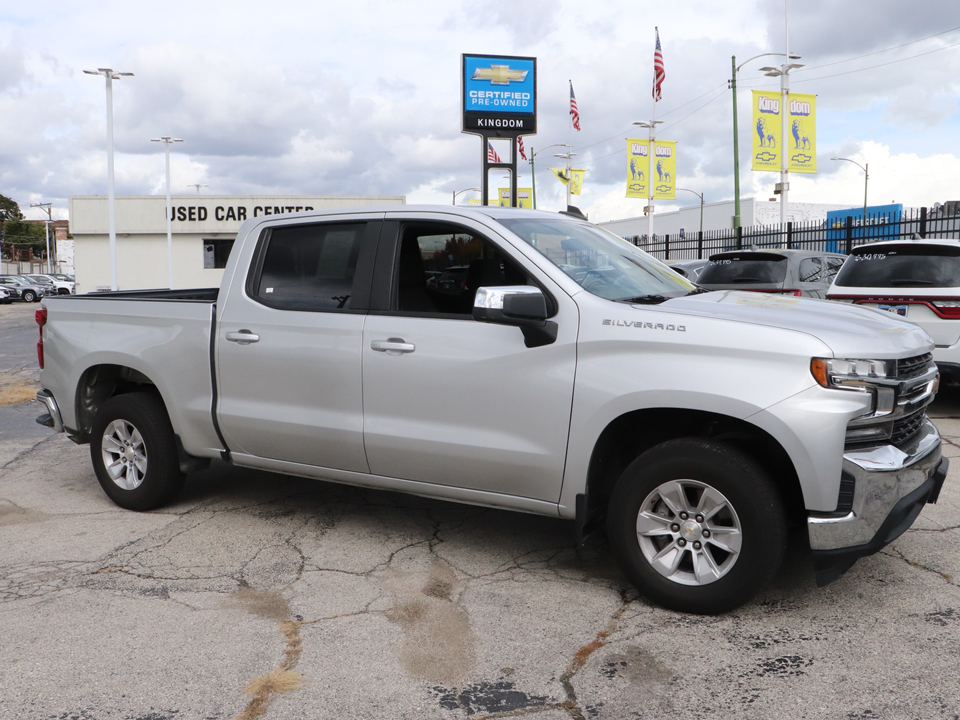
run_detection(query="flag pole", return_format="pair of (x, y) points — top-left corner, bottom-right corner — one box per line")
(647, 27), (659, 244)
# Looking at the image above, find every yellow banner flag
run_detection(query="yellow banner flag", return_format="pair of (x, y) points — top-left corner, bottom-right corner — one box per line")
(788, 93), (817, 174)
(752, 91), (782, 172)
(498, 188), (534, 208)
(570, 170), (585, 196)
(552, 168), (570, 186)
(626, 139), (648, 198)
(653, 141), (676, 200)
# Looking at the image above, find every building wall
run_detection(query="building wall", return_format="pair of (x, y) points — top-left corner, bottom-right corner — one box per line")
(69, 195), (405, 292)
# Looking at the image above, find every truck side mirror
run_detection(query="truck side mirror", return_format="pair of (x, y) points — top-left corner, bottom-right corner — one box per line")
(473, 286), (558, 348)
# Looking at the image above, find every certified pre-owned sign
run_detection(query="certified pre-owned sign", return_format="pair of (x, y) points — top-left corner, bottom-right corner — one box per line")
(462, 54), (537, 135)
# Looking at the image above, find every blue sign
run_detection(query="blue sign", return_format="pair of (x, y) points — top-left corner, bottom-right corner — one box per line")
(462, 54), (537, 134)
(826, 203), (903, 251)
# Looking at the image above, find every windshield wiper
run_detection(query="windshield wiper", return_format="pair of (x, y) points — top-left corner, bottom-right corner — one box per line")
(617, 294), (672, 304)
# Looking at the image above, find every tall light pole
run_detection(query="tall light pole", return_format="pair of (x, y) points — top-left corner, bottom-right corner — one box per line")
(554, 150), (577, 209)
(759, 2), (802, 227)
(678, 188), (704, 235)
(730, 52), (799, 229)
(529, 144), (569, 209)
(832, 157), (869, 234)
(634, 120), (662, 241)
(151, 137), (183, 289)
(30, 202), (53, 272)
(84, 68), (134, 291)
(452, 187), (480, 205)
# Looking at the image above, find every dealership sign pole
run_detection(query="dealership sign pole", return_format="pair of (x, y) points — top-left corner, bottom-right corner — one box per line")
(462, 54), (537, 207)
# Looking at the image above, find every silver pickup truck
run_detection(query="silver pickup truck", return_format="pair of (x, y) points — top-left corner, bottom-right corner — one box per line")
(35, 205), (948, 614)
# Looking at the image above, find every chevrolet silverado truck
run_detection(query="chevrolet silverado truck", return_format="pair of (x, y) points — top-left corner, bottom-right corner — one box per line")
(35, 206), (948, 614)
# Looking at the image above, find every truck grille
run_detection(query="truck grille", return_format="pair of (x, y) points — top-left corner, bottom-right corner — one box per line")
(898, 353), (933, 380)
(890, 410), (926, 447)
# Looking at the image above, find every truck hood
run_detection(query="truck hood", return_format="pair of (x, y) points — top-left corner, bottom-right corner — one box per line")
(657, 290), (934, 358)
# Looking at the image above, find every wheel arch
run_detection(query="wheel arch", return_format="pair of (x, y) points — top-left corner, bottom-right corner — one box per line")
(74, 363), (165, 443)
(581, 408), (805, 535)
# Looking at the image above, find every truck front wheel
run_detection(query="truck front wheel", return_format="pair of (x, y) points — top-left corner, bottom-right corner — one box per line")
(90, 392), (185, 511)
(607, 438), (787, 614)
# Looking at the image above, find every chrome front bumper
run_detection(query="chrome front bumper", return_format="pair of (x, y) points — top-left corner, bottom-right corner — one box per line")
(807, 418), (947, 585)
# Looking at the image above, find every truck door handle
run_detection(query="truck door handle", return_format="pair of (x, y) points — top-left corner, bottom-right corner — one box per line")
(225, 330), (260, 345)
(371, 338), (415, 355)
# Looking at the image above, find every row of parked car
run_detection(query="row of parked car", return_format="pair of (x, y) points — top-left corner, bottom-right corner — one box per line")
(663, 239), (960, 385)
(0, 273), (75, 304)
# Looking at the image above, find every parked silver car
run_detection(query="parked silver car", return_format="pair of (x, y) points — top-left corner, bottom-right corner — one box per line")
(697, 248), (846, 298)
(0, 275), (47, 303)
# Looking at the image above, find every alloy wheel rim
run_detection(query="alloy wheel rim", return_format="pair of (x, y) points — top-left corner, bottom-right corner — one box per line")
(635, 479), (742, 586)
(101, 419), (148, 490)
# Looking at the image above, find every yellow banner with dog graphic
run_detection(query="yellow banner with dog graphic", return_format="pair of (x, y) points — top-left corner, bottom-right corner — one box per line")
(752, 91), (782, 172)
(652, 141), (676, 200)
(787, 93), (816, 174)
(753, 91), (817, 174)
(625, 139), (649, 198)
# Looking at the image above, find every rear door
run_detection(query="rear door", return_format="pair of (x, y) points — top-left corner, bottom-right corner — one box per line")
(216, 216), (379, 472)
(360, 213), (578, 503)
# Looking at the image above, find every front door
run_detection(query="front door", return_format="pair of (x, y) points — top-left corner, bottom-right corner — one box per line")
(361, 216), (577, 502)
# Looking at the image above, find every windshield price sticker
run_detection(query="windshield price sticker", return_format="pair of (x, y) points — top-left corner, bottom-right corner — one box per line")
(853, 254), (889, 261)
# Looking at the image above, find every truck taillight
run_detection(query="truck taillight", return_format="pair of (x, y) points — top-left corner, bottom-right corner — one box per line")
(36, 307), (47, 369)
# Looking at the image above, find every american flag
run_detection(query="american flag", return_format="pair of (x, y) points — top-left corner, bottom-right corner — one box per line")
(569, 81), (580, 131)
(518, 136), (527, 160)
(653, 28), (665, 102)
(487, 141), (501, 163)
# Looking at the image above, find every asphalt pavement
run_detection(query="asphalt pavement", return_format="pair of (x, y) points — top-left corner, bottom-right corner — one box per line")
(1, 300), (959, 719)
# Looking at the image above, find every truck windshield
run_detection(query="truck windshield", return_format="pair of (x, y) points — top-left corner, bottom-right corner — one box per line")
(498, 218), (695, 302)
(833, 244), (960, 288)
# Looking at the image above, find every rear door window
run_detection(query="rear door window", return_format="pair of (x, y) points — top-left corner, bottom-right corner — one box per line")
(833, 244), (960, 288)
(249, 222), (372, 311)
(698, 254), (788, 284)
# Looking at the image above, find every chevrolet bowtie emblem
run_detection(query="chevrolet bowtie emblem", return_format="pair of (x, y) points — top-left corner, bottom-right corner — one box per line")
(473, 65), (528, 85)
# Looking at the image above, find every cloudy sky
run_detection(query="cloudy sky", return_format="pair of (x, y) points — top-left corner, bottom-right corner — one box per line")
(2, 0), (959, 225)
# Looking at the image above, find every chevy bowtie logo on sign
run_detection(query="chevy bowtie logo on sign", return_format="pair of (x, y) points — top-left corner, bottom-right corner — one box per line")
(462, 54), (537, 135)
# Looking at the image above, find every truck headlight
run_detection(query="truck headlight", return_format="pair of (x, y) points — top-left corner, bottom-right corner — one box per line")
(811, 358), (895, 391)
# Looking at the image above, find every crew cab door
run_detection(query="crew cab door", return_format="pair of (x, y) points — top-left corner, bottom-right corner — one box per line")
(361, 214), (577, 503)
(216, 216), (379, 472)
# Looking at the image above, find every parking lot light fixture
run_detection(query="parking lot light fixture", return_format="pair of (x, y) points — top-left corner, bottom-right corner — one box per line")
(832, 157), (869, 234)
(151, 137), (184, 289)
(453, 187), (481, 205)
(84, 68), (134, 291)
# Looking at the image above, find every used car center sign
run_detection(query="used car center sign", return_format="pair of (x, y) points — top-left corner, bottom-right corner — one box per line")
(462, 54), (537, 135)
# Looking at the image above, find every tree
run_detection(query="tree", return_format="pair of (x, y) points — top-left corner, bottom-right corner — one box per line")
(0, 193), (24, 223)
(0, 195), (45, 260)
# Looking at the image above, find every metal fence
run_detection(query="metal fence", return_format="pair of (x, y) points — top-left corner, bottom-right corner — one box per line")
(625, 206), (960, 260)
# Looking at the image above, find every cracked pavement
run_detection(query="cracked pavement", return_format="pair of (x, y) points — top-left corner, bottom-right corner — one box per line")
(1, 302), (959, 719)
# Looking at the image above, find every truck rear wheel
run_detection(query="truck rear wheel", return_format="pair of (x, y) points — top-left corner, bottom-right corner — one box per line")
(90, 392), (185, 511)
(607, 438), (787, 614)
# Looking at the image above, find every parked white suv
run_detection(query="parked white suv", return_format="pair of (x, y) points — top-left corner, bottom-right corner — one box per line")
(827, 239), (960, 384)
(24, 274), (75, 295)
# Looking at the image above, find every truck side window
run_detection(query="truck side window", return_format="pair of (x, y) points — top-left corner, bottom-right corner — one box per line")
(394, 222), (529, 316)
(252, 222), (366, 311)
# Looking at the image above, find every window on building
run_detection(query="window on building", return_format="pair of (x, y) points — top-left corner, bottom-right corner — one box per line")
(203, 238), (235, 269)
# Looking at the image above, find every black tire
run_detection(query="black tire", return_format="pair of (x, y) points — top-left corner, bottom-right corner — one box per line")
(607, 438), (787, 614)
(58, 288), (70, 295)
(90, 392), (185, 511)
(22, 290), (37, 303)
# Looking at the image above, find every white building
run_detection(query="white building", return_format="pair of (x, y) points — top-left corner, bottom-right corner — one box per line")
(599, 197), (855, 240)
(68, 195), (405, 292)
